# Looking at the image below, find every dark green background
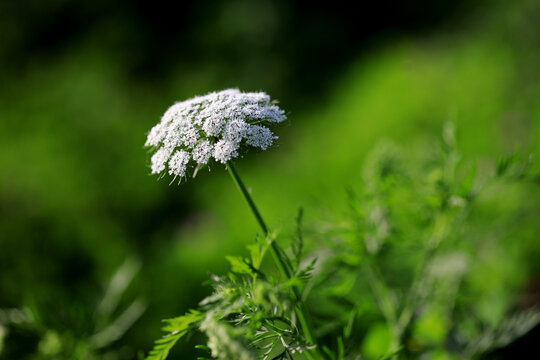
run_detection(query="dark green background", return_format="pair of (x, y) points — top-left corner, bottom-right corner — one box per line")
(1, 0), (539, 358)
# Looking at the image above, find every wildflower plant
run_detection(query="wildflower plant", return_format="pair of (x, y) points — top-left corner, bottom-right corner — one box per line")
(145, 91), (540, 360)
(145, 89), (323, 360)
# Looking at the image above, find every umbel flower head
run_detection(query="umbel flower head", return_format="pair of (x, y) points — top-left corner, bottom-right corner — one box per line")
(145, 89), (286, 180)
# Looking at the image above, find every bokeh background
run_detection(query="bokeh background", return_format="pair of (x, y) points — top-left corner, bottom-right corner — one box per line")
(1, 0), (539, 358)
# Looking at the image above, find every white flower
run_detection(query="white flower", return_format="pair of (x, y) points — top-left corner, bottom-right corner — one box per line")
(245, 125), (275, 150)
(202, 116), (225, 137)
(223, 119), (248, 143)
(262, 105), (286, 122)
(192, 140), (213, 164)
(150, 147), (172, 174)
(213, 139), (239, 164)
(181, 126), (200, 149)
(145, 89), (286, 179)
(200, 318), (254, 360)
(163, 128), (182, 150)
(145, 123), (166, 147)
(168, 150), (190, 177)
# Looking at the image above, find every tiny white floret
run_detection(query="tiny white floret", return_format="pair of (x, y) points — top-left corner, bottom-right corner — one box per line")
(151, 147), (172, 174)
(246, 125), (275, 150)
(168, 150), (191, 177)
(223, 119), (248, 143)
(213, 139), (239, 164)
(192, 140), (214, 165)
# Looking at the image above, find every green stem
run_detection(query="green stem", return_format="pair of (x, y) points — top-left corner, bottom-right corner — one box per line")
(227, 162), (323, 360)
(364, 262), (401, 358)
(397, 214), (449, 335)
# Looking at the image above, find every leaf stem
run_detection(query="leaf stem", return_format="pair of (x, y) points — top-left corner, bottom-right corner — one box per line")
(226, 162), (323, 360)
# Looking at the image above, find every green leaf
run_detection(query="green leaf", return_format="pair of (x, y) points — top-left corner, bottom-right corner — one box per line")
(343, 308), (357, 340)
(291, 208), (304, 268)
(226, 256), (254, 275)
(162, 310), (203, 332)
(145, 332), (183, 360)
(495, 151), (534, 180)
(247, 234), (272, 270)
(460, 159), (476, 199)
(361, 323), (391, 359)
(146, 311), (203, 360)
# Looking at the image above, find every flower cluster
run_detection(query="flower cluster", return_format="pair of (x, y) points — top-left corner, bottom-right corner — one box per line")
(145, 89), (286, 179)
(200, 318), (254, 360)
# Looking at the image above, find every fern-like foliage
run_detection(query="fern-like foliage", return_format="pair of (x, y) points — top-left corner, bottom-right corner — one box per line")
(146, 230), (317, 360)
(146, 311), (203, 360)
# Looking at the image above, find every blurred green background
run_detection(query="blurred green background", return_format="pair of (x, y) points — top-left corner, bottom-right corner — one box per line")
(0, 0), (539, 358)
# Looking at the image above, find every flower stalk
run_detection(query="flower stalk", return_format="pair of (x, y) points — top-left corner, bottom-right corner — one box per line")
(226, 162), (323, 360)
